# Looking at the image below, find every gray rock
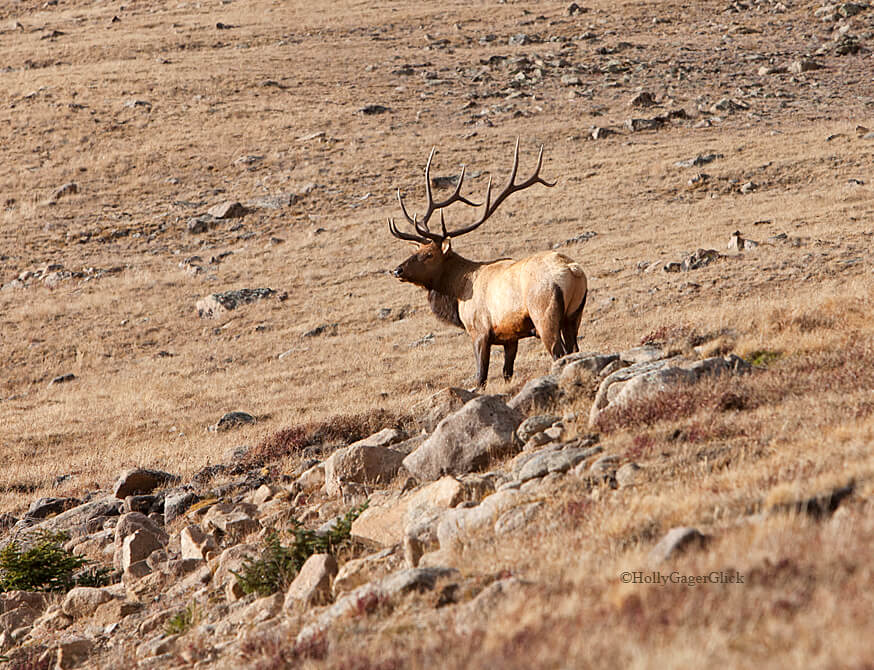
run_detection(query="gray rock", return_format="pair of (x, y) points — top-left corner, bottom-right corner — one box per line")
(403, 396), (522, 480)
(413, 387), (479, 433)
(620, 345), (667, 365)
(494, 502), (543, 534)
(121, 529), (164, 573)
(789, 59), (824, 74)
(211, 411), (256, 432)
(551, 351), (617, 376)
(649, 527), (709, 564)
(516, 415), (561, 444)
(186, 215), (215, 234)
(508, 375), (559, 414)
(283, 554), (338, 609)
(163, 490), (198, 523)
(48, 373), (76, 387)
(25, 497), (80, 520)
(324, 444), (406, 496)
(629, 91), (656, 107)
(517, 447), (601, 482)
(196, 288), (277, 318)
(47, 182), (78, 202)
(616, 462), (643, 487)
(113, 468), (180, 499)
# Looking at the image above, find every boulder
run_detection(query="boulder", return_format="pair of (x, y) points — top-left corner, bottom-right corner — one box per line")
(283, 554), (338, 609)
(403, 396), (522, 481)
(333, 548), (400, 595)
(351, 476), (466, 548)
(113, 512), (168, 570)
(507, 375), (560, 414)
(516, 415), (561, 444)
(413, 387), (479, 433)
(113, 468), (180, 499)
(324, 445), (406, 496)
(61, 587), (115, 619)
(121, 529), (164, 572)
(56, 637), (94, 670)
(25, 497), (81, 520)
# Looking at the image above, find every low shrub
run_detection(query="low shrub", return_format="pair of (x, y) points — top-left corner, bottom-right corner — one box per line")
(234, 501), (368, 597)
(0, 530), (110, 593)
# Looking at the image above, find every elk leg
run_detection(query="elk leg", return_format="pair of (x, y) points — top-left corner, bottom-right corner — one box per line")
(473, 335), (491, 387)
(535, 286), (567, 359)
(502, 341), (518, 381)
(562, 288), (587, 354)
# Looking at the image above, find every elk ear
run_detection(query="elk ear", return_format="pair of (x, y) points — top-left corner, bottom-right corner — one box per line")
(441, 238), (452, 254)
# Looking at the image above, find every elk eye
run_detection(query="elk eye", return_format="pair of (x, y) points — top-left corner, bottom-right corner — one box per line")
(423, 252), (433, 259)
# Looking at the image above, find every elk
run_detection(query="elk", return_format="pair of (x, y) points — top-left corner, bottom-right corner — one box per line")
(388, 140), (588, 387)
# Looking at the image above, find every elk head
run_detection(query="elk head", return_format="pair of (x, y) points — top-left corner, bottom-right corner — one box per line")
(388, 139), (556, 288)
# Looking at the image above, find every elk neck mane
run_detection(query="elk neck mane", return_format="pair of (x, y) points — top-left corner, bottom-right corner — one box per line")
(425, 251), (482, 329)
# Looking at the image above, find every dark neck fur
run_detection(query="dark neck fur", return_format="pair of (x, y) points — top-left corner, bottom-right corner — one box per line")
(428, 290), (463, 328)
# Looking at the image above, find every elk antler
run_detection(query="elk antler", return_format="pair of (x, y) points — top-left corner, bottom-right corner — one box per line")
(444, 138), (556, 239)
(389, 147), (480, 244)
(388, 140), (555, 243)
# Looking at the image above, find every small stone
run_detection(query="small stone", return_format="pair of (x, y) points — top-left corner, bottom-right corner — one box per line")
(196, 288), (277, 318)
(359, 104), (390, 115)
(789, 59), (824, 74)
(61, 587), (115, 619)
(211, 411), (256, 432)
(649, 527), (709, 563)
(516, 415), (561, 444)
(48, 373), (76, 387)
(560, 74), (582, 86)
(207, 201), (250, 219)
(122, 529), (163, 572)
(180, 525), (218, 561)
(47, 182), (78, 202)
(629, 91), (656, 107)
(616, 462), (643, 487)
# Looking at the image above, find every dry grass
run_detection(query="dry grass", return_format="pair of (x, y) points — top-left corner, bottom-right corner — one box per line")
(1, 0), (874, 665)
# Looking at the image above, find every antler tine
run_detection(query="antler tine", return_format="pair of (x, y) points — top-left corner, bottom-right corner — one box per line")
(388, 217), (428, 244)
(442, 139), (556, 240)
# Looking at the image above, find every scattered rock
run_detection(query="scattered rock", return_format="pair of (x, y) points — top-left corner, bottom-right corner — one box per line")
(61, 587), (115, 619)
(629, 91), (656, 107)
(302, 323), (338, 337)
(359, 104), (390, 115)
(789, 59), (824, 73)
(196, 288), (278, 318)
(46, 182), (78, 203)
(728, 231), (760, 251)
(180, 525), (218, 561)
(25, 497), (80, 520)
(413, 387), (479, 433)
(616, 462), (644, 487)
(516, 415), (561, 444)
(674, 153), (722, 168)
(517, 447), (601, 483)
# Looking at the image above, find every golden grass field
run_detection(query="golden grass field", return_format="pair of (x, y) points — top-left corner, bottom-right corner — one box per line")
(2, 0), (874, 666)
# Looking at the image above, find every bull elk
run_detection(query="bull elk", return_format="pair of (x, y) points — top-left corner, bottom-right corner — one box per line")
(388, 140), (588, 387)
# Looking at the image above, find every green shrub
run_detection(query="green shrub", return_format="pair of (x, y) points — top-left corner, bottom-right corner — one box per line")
(0, 530), (109, 593)
(746, 349), (782, 368)
(234, 501), (368, 597)
(165, 602), (200, 635)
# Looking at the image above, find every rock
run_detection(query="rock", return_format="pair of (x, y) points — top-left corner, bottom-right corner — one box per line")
(508, 375), (559, 414)
(207, 201), (249, 219)
(211, 411), (256, 432)
(620, 345), (665, 365)
(137, 633), (178, 659)
(0, 513), (17, 530)
(674, 153), (722, 168)
(413, 387), (479, 433)
(454, 577), (531, 635)
(202, 503), (260, 539)
(616, 462), (644, 487)
(186, 215), (215, 234)
(25, 497), (80, 519)
(122, 529), (163, 572)
(296, 567), (457, 646)
(91, 599), (143, 626)
(649, 527), (709, 563)
(302, 323), (338, 337)
(1, 591), (47, 614)
(21, 496), (122, 540)
(348, 427), (406, 449)
(196, 288), (277, 318)
(333, 547), (399, 595)
(589, 127), (615, 140)
(296, 463), (325, 492)
(359, 104), (390, 115)
(163, 490), (198, 523)
(625, 117), (665, 132)
(46, 182), (78, 203)
(48, 373), (76, 386)
(324, 444), (406, 496)
(228, 592), (283, 626)
(113, 468), (180, 499)
(552, 352), (619, 377)
(517, 447), (601, 483)
(560, 74), (582, 86)
(113, 512), (168, 570)
(351, 476), (466, 547)
(0, 606), (41, 634)
(629, 91), (656, 107)
(211, 543), (260, 603)
(728, 231), (760, 251)
(740, 181), (756, 194)
(56, 638), (94, 669)
(516, 415), (561, 444)
(789, 59), (824, 73)
(180, 525), (218, 561)
(61, 587), (115, 619)
(283, 554), (338, 609)
(403, 396), (522, 481)
(435, 489), (524, 550)
(494, 502), (543, 534)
